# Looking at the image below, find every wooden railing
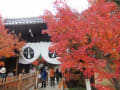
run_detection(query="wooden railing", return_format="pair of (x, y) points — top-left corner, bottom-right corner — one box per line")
(0, 72), (38, 90)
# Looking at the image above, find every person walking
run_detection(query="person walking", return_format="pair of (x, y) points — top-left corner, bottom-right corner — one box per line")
(0, 66), (6, 78)
(0, 62), (6, 79)
(21, 69), (25, 75)
(59, 71), (62, 80)
(49, 67), (55, 87)
(41, 67), (47, 88)
(55, 68), (60, 84)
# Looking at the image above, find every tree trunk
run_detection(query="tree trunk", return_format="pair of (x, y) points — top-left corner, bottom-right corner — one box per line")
(114, 79), (120, 90)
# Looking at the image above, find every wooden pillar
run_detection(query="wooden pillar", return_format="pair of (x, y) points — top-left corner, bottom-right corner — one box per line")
(35, 71), (39, 89)
(18, 74), (22, 90)
(15, 56), (19, 76)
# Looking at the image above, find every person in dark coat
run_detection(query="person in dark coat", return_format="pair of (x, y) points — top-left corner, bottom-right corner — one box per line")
(55, 68), (60, 84)
(41, 67), (47, 88)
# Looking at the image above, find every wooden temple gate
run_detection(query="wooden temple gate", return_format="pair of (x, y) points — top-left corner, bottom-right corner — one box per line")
(0, 72), (38, 90)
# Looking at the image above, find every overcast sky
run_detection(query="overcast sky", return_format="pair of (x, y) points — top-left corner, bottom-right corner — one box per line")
(0, 0), (89, 19)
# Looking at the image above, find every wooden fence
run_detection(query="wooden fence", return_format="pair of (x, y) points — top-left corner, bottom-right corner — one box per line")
(0, 72), (38, 90)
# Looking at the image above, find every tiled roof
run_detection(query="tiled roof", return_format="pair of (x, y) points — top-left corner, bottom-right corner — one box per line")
(3, 17), (45, 25)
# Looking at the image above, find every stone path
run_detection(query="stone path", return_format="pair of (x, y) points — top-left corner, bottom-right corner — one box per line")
(38, 81), (59, 90)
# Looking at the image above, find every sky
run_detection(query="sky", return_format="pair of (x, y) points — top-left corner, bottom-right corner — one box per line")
(0, 0), (89, 19)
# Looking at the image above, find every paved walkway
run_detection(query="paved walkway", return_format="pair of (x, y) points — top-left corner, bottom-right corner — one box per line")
(38, 81), (59, 90)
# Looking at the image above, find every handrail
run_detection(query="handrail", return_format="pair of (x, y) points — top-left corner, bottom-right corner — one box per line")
(0, 78), (19, 85)
(0, 72), (38, 90)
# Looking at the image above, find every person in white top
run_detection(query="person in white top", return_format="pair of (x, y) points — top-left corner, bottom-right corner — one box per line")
(0, 67), (6, 78)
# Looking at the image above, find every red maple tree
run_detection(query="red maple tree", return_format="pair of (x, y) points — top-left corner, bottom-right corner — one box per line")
(0, 17), (25, 59)
(43, 0), (120, 89)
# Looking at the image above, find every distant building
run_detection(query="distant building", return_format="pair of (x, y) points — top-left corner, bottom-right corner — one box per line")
(4, 17), (49, 42)
(3, 17), (60, 75)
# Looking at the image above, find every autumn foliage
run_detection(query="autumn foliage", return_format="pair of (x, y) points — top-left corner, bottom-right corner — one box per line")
(43, 0), (120, 89)
(0, 17), (25, 58)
